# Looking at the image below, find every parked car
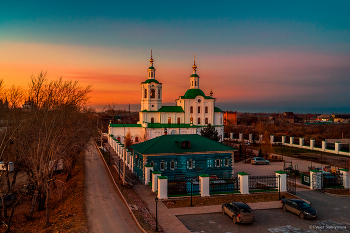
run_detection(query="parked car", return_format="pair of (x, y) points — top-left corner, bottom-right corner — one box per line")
(222, 202), (254, 224)
(251, 157), (270, 165)
(281, 199), (317, 219)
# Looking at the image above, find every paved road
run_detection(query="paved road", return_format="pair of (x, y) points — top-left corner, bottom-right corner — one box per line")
(85, 141), (142, 233)
(178, 189), (350, 233)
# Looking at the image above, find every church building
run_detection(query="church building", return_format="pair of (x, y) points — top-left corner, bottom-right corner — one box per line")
(108, 52), (224, 143)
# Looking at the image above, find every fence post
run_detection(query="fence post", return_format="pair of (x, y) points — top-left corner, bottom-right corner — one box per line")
(230, 132), (233, 140)
(131, 153), (134, 173)
(340, 169), (349, 189)
(310, 170), (322, 190)
(239, 133), (243, 142)
(158, 176), (168, 199)
(238, 172), (249, 194)
(335, 142), (341, 154)
(290, 137), (294, 146)
(259, 134), (263, 143)
(249, 134), (253, 143)
(270, 135), (274, 144)
(144, 165), (154, 185)
(199, 174), (210, 197)
(322, 140), (327, 152)
(152, 171), (162, 192)
(299, 138), (304, 148)
(310, 139), (315, 150)
(282, 135), (286, 144)
(275, 171), (287, 192)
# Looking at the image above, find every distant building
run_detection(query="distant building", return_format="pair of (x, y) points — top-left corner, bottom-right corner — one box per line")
(130, 134), (236, 182)
(22, 97), (35, 110)
(223, 111), (237, 125)
(332, 114), (350, 123)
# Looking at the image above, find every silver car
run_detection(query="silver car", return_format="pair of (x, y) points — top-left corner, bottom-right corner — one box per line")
(251, 157), (270, 165)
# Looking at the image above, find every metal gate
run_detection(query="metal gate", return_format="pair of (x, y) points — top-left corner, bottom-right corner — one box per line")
(286, 174), (296, 195)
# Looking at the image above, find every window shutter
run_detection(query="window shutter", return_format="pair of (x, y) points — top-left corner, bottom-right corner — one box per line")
(175, 161), (177, 169)
(186, 161), (189, 169)
(193, 160), (196, 168)
(165, 162), (167, 170)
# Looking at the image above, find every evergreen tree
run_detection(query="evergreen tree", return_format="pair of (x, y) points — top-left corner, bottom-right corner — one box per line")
(258, 148), (263, 157)
(238, 144), (243, 158)
(200, 124), (220, 141)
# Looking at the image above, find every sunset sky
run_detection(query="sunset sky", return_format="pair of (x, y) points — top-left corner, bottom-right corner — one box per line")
(1, 1), (350, 113)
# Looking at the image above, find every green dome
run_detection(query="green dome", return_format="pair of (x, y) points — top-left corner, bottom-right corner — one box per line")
(182, 89), (208, 99)
(142, 79), (160, 84)
(148, 66), (155, 69)
(190, 74), (199, 77)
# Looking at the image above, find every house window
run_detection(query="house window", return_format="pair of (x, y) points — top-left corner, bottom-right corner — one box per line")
(160, 162), (165, 171)
(151, 117), (154, 123)
(197, 118), (201, 124)
(207, 159), (212, 168)
(144, 89), (147, 98)
(188, 159), (193, 169)
(170, 161), (175, 170)
(177, 117), (181, 124)
(215, 159), (220, 167)
(117, 137), (121, 141)
(205, 118), (208, 124)
(135, 137), (139, 143)
(168, 117), (171, 124)
(224, 158), (229, 166)
(190, 106), (193, 113)
(150, 161), (154, 167)
(198, 106), (200, 113)
(205, 106), (208, 113)
(150, 89), (155, 98)
(158, 89), (161, 98)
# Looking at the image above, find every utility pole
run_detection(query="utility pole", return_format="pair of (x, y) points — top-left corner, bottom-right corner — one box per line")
(123, 136), (127, 186)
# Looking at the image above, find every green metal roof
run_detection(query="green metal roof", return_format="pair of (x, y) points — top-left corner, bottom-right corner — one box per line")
(148, 66), (155, 69)
(109, 124), (142, 127)
(130, 134), (236, 155)
(190, 74), (199, 77)
(214, 107), (222, 112)
(142, 79), (160, 84)
(158, 106), (184, 112)
(180, 89), (213, 99)
(147, 123), (198, 128)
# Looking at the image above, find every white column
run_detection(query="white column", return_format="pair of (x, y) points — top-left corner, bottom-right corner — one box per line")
(199, 174), (210, 197)
(270, 135), (274, 144)
(335, 142), (341, 154)
(249, 134), (253, 143)
(290, 137), (294, 146)
(310, 139), (315, 150)
(238, 172), (249, 194)
(299, 138), (304, 148)
(158, 176), (168, 199)
(144, 165), (153, 185)
(310, 170), (322, 190)
(322, 140), (327, 152)
(131, 154), (134, 173)
(152, 171), (162, 192)
(340, 169), (349, 189)
(239, 133), (243, 142)
(230, 132), (233, 140)
(282, 135), (286, 144)
(275, 171), (287, 192)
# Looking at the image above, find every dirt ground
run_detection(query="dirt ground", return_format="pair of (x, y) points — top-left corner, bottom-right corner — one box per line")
(163, 192), (298, 209)
(288, 152), (350, 170)
(0, 157), (88, 233)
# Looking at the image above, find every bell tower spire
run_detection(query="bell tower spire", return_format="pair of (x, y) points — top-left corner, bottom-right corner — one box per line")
(147, 50), (156, 79)
(189, 54), (200, 89)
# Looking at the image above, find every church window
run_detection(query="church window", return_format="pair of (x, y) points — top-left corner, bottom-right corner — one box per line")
(170, 161), (175, 170)
(197, 118), (201, 124)
(135, 137), (139, 143)
(158, 89), (160, 98)
(144, 89), (147, 98)
(192, 81), (193, 86)
(177, 117), (181, 124)
(198, 99), (201, 103)
(151, 117), (154, 123)
(190, 106), (193, 113)
(198, 106), (200, 113)
(195, 81), (196, 86)
(149, 72), (150, 78)
(205, 106), (208, 113)
(151, 72), (153, 78)
(168, 117), (171, 124)
(205, 118), (208, 124)
(150, 89), (155, 98)
(117, 137), (121, 141)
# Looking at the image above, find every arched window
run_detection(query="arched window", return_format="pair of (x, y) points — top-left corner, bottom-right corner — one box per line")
(190, 117), (193, 124)
(151, 72), (153, 78)
(205, 106), (208, 113)
(117, 137), (121, 141)
(158, 89), (161, 98)
(192, 81), (193, 86)
(177, 117), (180, 124)
(220, 117), (222, 124)
(168, 117), (171, 124)
(144, 89), (147, 98)
(195, 81), (196, 86)
(190, 106), (193, 113)
(205, 118), (208, 124)
(151, 117), (154, 123)
(197, 118), (201, 124)
(198, 106), (200, 113)
(150, 89), (155, 98)
(135, 137), (139, 142)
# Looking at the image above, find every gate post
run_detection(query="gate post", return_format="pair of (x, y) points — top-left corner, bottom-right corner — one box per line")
(299, 138), (304, 148)
(259, 134), (263, 143)
(249, 134), (253, 143)
(322, 140), (327, 152)
(270, 135), (274, 144)
(290, 137), (294, 146)
(282, 135), (286, 144)
(145, 165), (153, 185)
(238, 172), (249, 194)
(158, 176), (168, 199)
(239, 133), (243, 142)
(275, 171), (287, 192)
(340, 169), (349, 189)
(152, 171), (162, 192)
(335, 142), (341, 154)
(310, 170), (322, 190)
(199, 174), (210, 197)
(310, 139), (315, 150)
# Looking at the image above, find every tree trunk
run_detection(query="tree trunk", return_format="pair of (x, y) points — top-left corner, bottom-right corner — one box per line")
(38, 192), (46, 211)
(1, 193), (7, 219)
(5, 195), (22, 233)
(45, 186), (50, 226)
(28, 189), (39, 219)
(10, 170), (18, 192)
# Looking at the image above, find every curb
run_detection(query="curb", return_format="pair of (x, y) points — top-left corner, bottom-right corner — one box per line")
(94, 142), (148, 233)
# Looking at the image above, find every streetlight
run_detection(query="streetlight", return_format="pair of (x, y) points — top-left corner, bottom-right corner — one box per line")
(155, 197), (158, 232)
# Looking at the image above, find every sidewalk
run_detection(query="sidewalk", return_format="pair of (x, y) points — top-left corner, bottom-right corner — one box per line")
(169, 201), (281, 216)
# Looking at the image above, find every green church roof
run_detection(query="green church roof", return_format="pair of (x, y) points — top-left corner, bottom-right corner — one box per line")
(190, 74), (199, 77)
(158, 106), (184, 112)
(180, 89), (214, 99)
(142, 79), (160, 84)
(148, 66), (155, 69)
(214, 107), (222, 112)
(130, 134), (236, 155)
